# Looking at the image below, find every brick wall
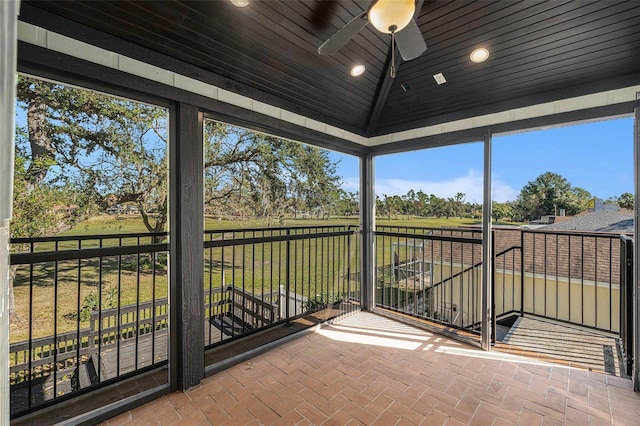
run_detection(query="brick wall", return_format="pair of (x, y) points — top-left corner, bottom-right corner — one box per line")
(412, 227), (622, 285)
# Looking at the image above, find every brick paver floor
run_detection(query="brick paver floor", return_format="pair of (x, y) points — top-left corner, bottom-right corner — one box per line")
(103, 312), (640, 425)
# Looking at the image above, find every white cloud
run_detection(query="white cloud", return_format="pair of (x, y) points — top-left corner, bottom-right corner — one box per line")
(341, 177), (360, 193)
(341, 170), (518, 203)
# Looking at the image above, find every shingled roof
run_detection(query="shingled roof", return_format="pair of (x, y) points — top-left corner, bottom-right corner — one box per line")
(542, 210), (633, 234)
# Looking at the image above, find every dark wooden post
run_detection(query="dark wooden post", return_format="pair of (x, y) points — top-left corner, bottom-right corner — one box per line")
(360, 153), (375, 311)
(633, 94), (640, 392)
(169, 102), (204, 391)
(481, 128), (493, 351)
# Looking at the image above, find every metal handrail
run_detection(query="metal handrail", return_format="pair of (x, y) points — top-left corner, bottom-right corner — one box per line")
(374, 225), (630, 340)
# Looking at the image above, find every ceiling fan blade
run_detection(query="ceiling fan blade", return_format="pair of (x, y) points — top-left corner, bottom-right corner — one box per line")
(395, 19), (427, 61)
(317, 11), (369, 56)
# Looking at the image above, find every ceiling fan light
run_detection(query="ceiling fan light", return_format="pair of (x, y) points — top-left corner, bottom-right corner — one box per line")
(350, 64), (366, 77)
(230, 0), (250, 7)
(368, 0), (415, 34)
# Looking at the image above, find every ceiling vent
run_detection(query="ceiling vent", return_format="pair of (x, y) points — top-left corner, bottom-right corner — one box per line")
(433, 73), (446, 85)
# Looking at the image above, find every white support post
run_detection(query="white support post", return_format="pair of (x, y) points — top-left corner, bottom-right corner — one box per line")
(634, 94), (640, 392)
(0, 0), (20, 421)
(481, 130), (493, 351)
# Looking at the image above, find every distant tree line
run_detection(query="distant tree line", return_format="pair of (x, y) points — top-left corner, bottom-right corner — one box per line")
(367, 171), (632, 222)
(494, 172), (631, 222)
(372, 191), (480, 220)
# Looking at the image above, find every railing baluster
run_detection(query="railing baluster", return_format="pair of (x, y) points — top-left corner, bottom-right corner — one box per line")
(75, 240), (81, 391)
(314, 230), (319, 308)
(232, 231), (236, 337)
(543, 233), (547, 318)
(117, 237), (122, 377)
(208, 232), (213, 345)
(413, 235), (417, 315)
(278, 230), (283, 321)
(98, 237), (103, 382)
(152, 243), (157, 366)
(568, 235), (572, 323)
(520, 232), (525, 317)
(581, 235), (584, 326)
(555, 234), (559, 320)
(491, 232), (496, 343)
(52, 241), (59, 399)
(532, 233), (536, 316)
(261, 232), (266, 324)
(241, 232), (246, 329)
(609, 238), (613, 331)
(320, 230), (325, 315)
(285, 229), (290, 322)
(331, 229), (336, 307)
(325, 230), (329, 311)
(28, 242), (34, 409)
(135, 236), (140, 369)
(300, 229), (305, 313)
(251, 230), (255, 328)
(269, 231), (273, 321)
(221, 231), (226, 340)
(464, 240), (468, 328)
(594, 237), (598, 329)
(449, 236), (453, 325)
(512, 242), (515, 312)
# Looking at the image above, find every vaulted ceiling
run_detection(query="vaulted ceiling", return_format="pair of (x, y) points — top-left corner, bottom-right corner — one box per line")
(18, 0), (640, 142)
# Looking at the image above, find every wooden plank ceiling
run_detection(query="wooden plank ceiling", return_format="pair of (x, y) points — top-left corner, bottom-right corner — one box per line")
(19, 0), (640, 138)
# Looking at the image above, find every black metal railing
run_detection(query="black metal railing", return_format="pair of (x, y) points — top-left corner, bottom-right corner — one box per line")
(9, 225), (363, 417)
(10, 223), (634, 418)
(620, 235), (634, 376)
(520, 229), (623, 333)
(374, 226), (484, 334)
(203, 225), (361, 347)
(9, 232), (169, 417)
(374, 226), (632, 347)
(492, 245), (522, 319)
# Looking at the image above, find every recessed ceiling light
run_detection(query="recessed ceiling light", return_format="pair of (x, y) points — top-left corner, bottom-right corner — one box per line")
(350, 64), (366, 77)
(433, 73), (446, 85)
(470, 48), (489, 63)
(230, 0), (250, 7)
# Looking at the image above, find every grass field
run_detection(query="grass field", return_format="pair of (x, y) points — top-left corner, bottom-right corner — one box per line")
(10, 214), (488, 345)
(54, 214), (485, 235)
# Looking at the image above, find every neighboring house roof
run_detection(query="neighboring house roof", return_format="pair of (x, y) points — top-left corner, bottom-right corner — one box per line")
(542, 210), (633, 233)
(520, 224), (549, 230)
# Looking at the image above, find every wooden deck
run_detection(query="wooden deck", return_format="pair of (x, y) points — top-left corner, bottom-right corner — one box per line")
(499, 316), (626, 377)
(97, 330), (169, 380)
(395, 271), (432, 291)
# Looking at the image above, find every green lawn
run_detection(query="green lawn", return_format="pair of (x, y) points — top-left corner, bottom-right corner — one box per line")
(59, 214), (158, 236)
(56, 213), (485, 234)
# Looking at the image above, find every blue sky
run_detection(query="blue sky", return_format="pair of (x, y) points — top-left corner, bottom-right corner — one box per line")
(333, 116), (634, 204)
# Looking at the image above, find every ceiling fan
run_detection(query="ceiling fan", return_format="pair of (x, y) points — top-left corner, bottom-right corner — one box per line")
(317, 0), (427, 78)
